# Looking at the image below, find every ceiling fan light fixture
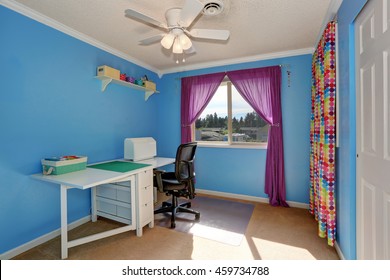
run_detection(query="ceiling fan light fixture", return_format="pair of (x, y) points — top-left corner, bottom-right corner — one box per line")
(179, 33), (192, 50)
(161, 33), (175, 49)
(172, 37), (183, 54)
(125, 0), (230, 64)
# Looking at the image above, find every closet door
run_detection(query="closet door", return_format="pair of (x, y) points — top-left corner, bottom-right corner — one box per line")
(355, 0), (390, 259)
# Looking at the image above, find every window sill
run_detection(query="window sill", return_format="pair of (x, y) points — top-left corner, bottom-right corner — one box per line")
(196, 142), (267, 149)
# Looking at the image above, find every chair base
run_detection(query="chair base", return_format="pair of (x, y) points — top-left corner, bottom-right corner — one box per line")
(154, 198), (200, 228)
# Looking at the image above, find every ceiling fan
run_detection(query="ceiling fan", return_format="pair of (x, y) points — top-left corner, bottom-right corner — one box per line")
(124, 0), (230, 59)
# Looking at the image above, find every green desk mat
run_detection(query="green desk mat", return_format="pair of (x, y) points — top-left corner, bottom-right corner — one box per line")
(89, 161), (150, 173)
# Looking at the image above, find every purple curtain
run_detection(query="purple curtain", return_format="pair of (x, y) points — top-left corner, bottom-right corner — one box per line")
(227, 66), (288, 207)
(181, 72), (226, 143)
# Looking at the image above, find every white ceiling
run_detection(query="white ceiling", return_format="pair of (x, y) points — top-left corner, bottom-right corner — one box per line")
(2, 0), (336, 76)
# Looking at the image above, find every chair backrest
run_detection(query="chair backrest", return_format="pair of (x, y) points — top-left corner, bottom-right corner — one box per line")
(174, 142), (197, 183)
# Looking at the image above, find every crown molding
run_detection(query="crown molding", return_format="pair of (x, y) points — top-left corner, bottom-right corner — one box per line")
(314, 0), (343, 48)
(159, 48), (314, 76)
(1, 0), (326, 78)
(0, 0), (161, 75)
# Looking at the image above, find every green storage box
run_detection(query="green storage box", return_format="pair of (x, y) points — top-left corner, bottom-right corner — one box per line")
(41, 156), (87, 175)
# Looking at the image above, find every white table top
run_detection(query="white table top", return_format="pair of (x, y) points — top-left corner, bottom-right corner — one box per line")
(31, 166), (151, 190)
(130, 157), (175, 168)
(31, 157), (175, 190)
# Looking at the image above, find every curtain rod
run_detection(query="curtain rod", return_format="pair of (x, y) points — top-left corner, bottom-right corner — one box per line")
(173, 64), (291, 80)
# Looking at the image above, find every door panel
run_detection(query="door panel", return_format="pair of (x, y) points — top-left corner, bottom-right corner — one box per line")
(356, 0), (390, 260)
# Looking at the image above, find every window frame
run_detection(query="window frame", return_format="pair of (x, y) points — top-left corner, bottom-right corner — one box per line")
(192, 79), (268, 149)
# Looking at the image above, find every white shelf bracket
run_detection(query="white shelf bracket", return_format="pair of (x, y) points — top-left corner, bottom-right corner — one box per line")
(144, 91), (154, 101)
(101, 78), (112, 92)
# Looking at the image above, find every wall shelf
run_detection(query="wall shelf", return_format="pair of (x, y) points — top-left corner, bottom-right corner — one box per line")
(95, 75), (159, 101)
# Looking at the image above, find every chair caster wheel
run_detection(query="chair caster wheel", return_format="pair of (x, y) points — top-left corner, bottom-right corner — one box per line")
(195, 213), (200, 220)
(171, 223), (176, 229)
(186, 203), (191, 208)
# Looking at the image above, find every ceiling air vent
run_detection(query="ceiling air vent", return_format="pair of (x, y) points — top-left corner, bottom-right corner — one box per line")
(202, 0), (224, 16)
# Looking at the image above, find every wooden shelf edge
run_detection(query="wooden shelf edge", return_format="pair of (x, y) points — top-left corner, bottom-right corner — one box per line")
(94, 76), (159, 100)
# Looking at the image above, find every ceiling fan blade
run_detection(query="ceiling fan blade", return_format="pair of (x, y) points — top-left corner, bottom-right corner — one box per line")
(184, 45), (196, 54)
(139, 34), (165, 45)
(125, 9), (167, 29)
(189, 29), (230, 40)
(179, 0), (204, 28)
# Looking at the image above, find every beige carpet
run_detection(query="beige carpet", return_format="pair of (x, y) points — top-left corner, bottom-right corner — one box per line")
(154, 196), (255, 246)
(12, 194), (339, 260)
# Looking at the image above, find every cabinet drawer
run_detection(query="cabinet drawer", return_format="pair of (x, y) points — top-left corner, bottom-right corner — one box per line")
(117, 205), (132, 220)
(138, 201), (153, 225)
(116, 185), (131, 203)
(96, 197), (132, 220)
(96, 184), (117, 200)
(139, 185), (153, 204)
(96, 199), (117, 216)
(96, 183), (131, 204)
(115, 181), (131, 187)
(138, 169), (152, 187)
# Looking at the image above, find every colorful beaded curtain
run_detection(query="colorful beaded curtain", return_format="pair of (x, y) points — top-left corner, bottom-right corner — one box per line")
(310, 21), (336, 246)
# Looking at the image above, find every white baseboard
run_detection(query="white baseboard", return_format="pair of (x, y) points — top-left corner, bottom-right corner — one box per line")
(1, 191), (311, 260)
(334, 241), (345, 260)
(0, 215), (91, 260)
(196, 189), (310, 209)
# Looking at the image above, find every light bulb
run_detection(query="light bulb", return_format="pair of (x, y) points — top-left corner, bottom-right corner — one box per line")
(176, 59), (179, 64)
(179, 33), (192, 50)
(172, 37), (183, 54)
(161, 33), (175, 49)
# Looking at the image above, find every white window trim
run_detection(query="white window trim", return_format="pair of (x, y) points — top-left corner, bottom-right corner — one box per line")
(197, 141), (268, 149)
(191, 80), (268, 149)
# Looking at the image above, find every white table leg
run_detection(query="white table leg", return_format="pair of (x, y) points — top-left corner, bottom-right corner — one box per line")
(60, 185), (68, 259)
(91, 187), (97, 222)
(136, 226), (142, 237)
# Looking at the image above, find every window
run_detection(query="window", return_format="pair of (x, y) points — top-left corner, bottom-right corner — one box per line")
(193, 79), (269, 146)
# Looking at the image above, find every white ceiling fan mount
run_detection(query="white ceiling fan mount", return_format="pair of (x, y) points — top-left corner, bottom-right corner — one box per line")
(124, 0), (230, 61)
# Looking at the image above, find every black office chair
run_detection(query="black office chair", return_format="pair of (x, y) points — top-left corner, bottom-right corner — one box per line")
(154, 142), (200, 228)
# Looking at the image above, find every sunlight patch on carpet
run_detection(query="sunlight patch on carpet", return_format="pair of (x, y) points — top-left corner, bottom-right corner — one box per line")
(155, 196), (255, 246)
(188, 223), (243, 245)
(251, 237), (316, 260)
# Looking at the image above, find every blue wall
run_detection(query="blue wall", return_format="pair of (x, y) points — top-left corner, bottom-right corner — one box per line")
(157, 55), (313, 202)
(336, 0), (368, 260)
(0, 6), (160, 254)
(1, 4), (315, 257)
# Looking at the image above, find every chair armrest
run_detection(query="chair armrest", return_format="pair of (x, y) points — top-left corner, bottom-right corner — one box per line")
(153, 169), (165, 193)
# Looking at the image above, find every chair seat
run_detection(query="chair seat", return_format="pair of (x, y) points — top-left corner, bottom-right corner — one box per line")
(162, 183), (186, 191)
(161, 172), (186, 190)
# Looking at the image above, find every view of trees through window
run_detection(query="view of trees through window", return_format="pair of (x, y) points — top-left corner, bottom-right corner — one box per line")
(194, 82), (269, 143)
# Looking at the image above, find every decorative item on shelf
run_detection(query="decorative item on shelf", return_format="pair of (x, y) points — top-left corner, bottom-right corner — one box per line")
(120, 73), (127, 81)
(97, 65), (120, 80)
(126, 76), (135, 83)
(141, 75), (156, 90)
(41, 156), (87, 175)
(144, 80), (156, 90)
(134, 79), (144, 86)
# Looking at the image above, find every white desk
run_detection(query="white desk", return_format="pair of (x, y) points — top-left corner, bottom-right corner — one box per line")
(133, 157), (175, 168)
(31, 157), (174, 259)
